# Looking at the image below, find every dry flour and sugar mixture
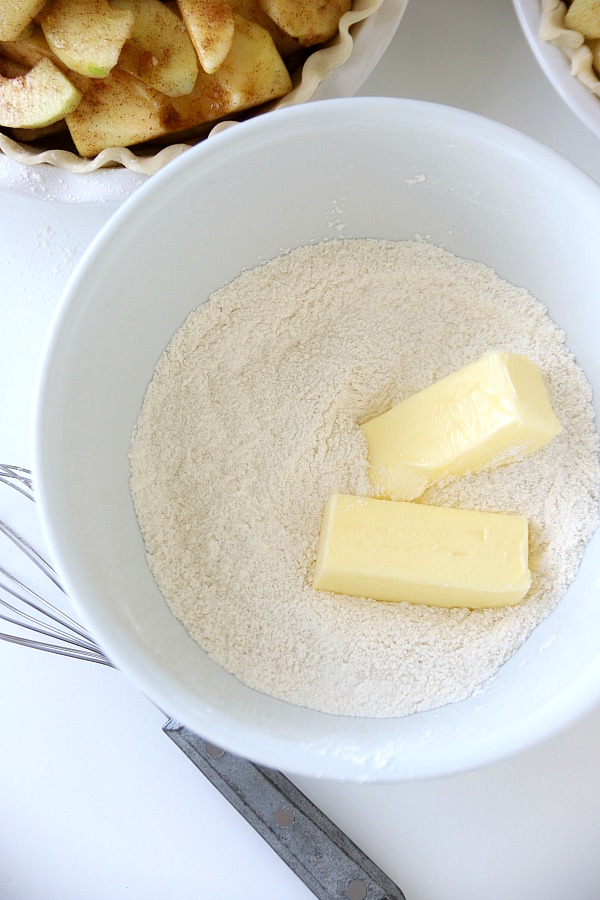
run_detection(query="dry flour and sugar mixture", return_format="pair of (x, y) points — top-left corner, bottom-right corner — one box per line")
(129, 239), (600, 717)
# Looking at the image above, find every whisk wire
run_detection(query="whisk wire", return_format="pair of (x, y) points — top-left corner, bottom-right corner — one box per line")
(0, 571), (100, 651)
(0, 466), (112, 666)
(0, 631), (110, 663)
(0, 464), (35, 501)
(0, 517), (63, 591)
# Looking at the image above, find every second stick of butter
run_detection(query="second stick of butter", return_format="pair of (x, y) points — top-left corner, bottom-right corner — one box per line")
(313, 494), (532, 609)
(360, 352), (562, 501)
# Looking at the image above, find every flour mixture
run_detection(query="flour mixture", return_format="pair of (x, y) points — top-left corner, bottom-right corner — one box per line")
(130, 239), (600, 717)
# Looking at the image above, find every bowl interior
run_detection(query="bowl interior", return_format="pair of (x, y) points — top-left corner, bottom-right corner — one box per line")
(34, 98), (600, 781)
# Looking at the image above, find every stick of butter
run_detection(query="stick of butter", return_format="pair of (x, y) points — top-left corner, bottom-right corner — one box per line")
(313, 494), (532, 609)
(360, 352), (562, 501)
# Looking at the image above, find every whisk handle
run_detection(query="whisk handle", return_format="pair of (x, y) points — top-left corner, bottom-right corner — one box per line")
(163, 719), (405, 900)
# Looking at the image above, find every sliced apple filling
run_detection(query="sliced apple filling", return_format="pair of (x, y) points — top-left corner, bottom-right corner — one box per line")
(0, 0), (350, 158)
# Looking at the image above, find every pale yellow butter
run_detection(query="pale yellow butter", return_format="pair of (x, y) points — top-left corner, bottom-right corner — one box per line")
(313, 494), (532, 609)
(360, 352), (562, 500)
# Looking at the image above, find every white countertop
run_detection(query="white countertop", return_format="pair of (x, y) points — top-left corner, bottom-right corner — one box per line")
(2, 1), (600, 898)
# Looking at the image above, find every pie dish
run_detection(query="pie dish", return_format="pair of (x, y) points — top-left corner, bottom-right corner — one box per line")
(0, 0), (408, 175)
(513, 0), (600, 139)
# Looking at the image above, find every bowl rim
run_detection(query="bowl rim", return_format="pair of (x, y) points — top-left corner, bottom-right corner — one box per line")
(33, 96), (600, 781)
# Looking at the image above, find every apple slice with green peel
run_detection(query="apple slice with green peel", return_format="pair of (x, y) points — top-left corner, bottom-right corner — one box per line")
(0, 0), (47, 42)
(1, 59), (70, 140)
(258, 0), (351, 46)
(177, 0), (235, 74)
(40, 0), (134, 78)
(170, 15), (292, 130)
(65, 67), (181, 156)
(111, 0), (199, 97)
(0, 56), (82, 128)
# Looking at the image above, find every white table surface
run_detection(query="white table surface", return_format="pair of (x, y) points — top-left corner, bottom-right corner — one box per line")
(2, 1), (600, 898)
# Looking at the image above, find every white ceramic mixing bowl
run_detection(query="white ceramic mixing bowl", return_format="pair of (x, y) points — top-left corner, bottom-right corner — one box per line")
(34, 97), (600, 781)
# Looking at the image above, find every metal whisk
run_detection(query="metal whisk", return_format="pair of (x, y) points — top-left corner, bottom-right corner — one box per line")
(0, 463), (111, 666)
(0, 461), (405, 900)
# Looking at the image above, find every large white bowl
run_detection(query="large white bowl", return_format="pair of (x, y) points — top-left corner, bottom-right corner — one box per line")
(513, 0), (600, 140)
(34, 97), (600, 782)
